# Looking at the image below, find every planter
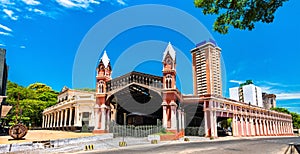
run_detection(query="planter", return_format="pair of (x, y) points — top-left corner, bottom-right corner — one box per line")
(160, 134), (177, 141)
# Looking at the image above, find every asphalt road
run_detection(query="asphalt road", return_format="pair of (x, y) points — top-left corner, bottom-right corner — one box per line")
(85, 137), (300, 154)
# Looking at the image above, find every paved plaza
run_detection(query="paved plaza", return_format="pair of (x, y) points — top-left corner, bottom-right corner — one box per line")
(0, 130), (94, 144)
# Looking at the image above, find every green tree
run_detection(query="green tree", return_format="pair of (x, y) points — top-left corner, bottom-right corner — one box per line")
(194, 0), (289, 34)
(5, 81), (58, 127)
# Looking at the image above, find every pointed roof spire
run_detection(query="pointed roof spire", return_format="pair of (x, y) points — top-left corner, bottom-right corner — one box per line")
(163, 42), (176, 61)
(100, 50), (110, 68)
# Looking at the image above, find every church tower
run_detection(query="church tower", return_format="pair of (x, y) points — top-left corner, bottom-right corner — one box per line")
(93, 51), (112, 133)
(161, 42), (183, 134)
(162, 42), (176, 90)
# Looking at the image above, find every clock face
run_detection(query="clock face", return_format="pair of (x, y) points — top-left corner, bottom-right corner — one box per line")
(166, 58), (172, 65)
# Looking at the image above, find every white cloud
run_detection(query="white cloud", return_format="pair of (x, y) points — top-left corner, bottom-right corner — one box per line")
(276, 93), (300, 100)
(0, 24), (12, 32)
(22, 0), (41, 5)
(3, 9), (18, 20)
(117, 0), (125, 5)
(0, 0), (14, 5)
(229, 80), (243, 84)
(90, 0), (100, 5)
(33, 9), (45, 15)
(55, 0), (92, 8)
(28, 8), (46, 15)
(0, 43), (5, 47)
(20, 45), (26, 49)
(0, 31), (12, 36)
(0, 0), (124, 21)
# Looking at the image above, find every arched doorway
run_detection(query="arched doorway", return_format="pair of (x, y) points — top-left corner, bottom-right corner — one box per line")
(107, 84), (163, 126)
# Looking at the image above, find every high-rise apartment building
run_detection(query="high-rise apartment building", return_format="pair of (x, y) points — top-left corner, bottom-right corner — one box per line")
(229, 82), (263, 107)
(191, 40), (222, 96)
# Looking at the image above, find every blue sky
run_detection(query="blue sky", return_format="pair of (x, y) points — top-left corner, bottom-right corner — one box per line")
(1, 0), (300, 113)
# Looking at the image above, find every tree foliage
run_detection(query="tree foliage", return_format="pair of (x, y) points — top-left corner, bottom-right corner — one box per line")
(5, 81), (58, 127)
(271, 107), (300, 129)
(194, 0), (289, 34)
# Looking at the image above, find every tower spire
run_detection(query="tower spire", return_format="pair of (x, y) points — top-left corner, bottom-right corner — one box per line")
(162, 42), (176, 62)
(100, 50), (110, 68)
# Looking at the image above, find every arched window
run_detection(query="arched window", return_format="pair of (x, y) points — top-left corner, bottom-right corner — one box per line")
(98, 81), (104, 93)
(166, 74), (172, 89)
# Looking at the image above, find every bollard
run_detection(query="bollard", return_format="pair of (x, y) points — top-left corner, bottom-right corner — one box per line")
(84, 144), (94, 151)
(151, 140), (158, 144)
(119, 141), (127, 147)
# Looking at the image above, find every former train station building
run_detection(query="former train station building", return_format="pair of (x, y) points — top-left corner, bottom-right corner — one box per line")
(42, 41), (293, 138)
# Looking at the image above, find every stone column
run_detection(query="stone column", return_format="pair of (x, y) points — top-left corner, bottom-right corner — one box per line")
(162, 101), (168, 128)
(60, 110), (63, 127)
(278, 121), (282, 135)
(42, 115), (45, 128)
(52, 112), (56, 128)
(274, 119), (279, 136)
(177, 109), (182, 131)
(46, 114), (49, 128)
(285, 122), (288, 134)
(259, 119), (263, 136)
(270, 120), (274, 135)
(262, 119), (267, 135)
(235, 115), (239, 137)
(211, 110), (217, 138)
(44, 115), (46, 128)
(170, 103), (177, 130)
(57, 111), (60, 128)
(100, 105), (107, 130)
(49, 113), (53, 128)
(74, 105), (80, 126)
(250, 118), (255, 136)
(204, 107), (208, 137)
(241, 116), (244, 136)
(181, 111), (185, 131)
(255, 118), (259, 136)
(282, 121), (285, 135)
(64, 109), (68, 127)
(94, 105), (100, 129)
(245, 117), (249, 136)
(232, 115), (237, 137)
(106, 108), (111, 131)
(69, 107), (73, 126)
